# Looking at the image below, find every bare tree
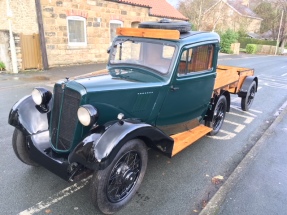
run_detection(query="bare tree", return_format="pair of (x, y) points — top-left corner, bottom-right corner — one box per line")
(275, 0), (287, 50)
(254, 2), (277, 35)
(178, 0), (216, 30)
(210, 1), (224, 31)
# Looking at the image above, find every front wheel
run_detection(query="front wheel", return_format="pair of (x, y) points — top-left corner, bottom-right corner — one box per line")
(91, 139), (148, 214)
(206, 95), (227, 136)
(12, 128), (39, 166)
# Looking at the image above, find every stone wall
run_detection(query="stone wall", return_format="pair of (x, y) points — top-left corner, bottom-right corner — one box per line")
(0, 0), (37, 72)
(247, 18), (261, 33)
(0, 31), (22, 72)
(0, 31), (11, 71)
(41, 0), (162, 67)
(231, 43), (240, 55)
(14, 34), (22, 70)
(1, 0), (185, 70)
(0, 0), (38, 34)
(255, 45), (279, 55)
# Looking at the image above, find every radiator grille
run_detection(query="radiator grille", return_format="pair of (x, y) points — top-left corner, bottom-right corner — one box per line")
(50, 85), (81, 151)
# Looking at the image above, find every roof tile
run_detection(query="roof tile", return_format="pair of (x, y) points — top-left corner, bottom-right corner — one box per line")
(118, 0), (188, 20)
(226, 0), (262, 19)
(118, 0), (150, 7)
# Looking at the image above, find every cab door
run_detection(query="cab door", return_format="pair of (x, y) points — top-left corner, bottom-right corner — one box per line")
(156, 43), (218, 135)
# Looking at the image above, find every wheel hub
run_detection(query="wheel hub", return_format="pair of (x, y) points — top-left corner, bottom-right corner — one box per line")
(123, 171), (136, 187)
(116, 163), (129, 176)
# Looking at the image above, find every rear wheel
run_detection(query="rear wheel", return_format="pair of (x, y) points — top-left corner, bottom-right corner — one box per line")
(91, 139), (148, 214)
(241, 81), (256, 111)
(12, 128), (39, 166)
(206, 96), (227, 136)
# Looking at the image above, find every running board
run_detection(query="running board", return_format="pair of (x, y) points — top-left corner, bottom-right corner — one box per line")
(171, 125), (212, 156)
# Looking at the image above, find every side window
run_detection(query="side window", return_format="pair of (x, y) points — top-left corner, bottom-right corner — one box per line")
(110, 20), (123, 43)
(178, 44), (214, 76)
(67, 16), (87, 46)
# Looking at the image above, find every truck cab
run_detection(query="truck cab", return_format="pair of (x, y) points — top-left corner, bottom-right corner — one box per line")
(8, 20), (257, 214)
(106, 29), (220, 136)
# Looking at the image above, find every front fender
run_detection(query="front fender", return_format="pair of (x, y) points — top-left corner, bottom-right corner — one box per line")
(69, 120), (173, 170)
(8, 95), (50, 135)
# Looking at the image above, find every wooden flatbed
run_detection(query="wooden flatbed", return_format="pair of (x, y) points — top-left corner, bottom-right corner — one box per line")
(214, 65), (254, 94)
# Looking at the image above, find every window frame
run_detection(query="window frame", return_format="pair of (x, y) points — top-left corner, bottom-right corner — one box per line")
(67, 16), (87, 46)
(177, 44), (215, 77)
(109, 20), (123, 43)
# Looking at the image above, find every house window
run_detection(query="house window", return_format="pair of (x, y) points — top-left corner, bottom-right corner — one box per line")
(177, 45), (214, 76)
(110, 20), (123, 43)
(67, 16), (87, 46)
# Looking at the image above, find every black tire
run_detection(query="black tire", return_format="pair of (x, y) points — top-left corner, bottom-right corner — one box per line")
(205, 96), (227, 136)
(12, 128), (39, 166)
(241, 81), (256, 111)
(139, 20), (191, 33)
(91, 139), (148, 214)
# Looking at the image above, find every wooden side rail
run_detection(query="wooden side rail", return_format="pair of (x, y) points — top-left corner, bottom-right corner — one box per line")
(171, 125), (212, 156)
(116, 28), (180, 40)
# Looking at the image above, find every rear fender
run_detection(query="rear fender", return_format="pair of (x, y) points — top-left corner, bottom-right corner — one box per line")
(221, 90), (230, 112)
(204, 91), (230, 121)
(69, 120), (173, 170)
(238, 76), (258, 98)
(8, 95), (51, 136)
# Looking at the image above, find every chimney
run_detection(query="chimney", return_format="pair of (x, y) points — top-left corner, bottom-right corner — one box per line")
(241, 0), (249, 7)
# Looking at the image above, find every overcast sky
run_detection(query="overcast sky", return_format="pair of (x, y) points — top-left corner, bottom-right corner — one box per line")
(167, 0), (180, 7)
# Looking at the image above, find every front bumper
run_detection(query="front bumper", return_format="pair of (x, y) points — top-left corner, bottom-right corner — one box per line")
(28, 131), (93, 181)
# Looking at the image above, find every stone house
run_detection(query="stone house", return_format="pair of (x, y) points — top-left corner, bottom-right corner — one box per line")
(0, 0), (187, 72)
(201, 0), (262, 33)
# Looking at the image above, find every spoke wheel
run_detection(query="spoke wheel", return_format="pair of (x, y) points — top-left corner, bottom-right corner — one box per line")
(107, 151), (141, 203)
(12, 128), (39, 166)
(241, 81), (256, 111)
(91, 139), (147, 214)
(206, 95), (227, 136)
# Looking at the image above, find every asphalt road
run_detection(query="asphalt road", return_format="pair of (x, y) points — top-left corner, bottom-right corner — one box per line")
(0, 54), (287, 215)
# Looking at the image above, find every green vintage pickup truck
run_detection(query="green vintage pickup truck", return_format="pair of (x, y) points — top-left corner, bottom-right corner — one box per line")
(8, 20), (257, 214)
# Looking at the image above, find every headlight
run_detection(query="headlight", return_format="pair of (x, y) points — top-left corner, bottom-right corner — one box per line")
(31, 88), (52, 105)
(77, 105), (98, 126)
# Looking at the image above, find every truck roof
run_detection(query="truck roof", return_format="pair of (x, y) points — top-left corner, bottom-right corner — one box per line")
(180, 31), (220, 44)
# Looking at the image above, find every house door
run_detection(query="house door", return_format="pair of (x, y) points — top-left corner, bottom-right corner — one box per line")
(20, 34), (42, 70)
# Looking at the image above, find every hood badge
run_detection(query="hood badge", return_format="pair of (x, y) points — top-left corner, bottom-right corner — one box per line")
(62, 77), (69, 89)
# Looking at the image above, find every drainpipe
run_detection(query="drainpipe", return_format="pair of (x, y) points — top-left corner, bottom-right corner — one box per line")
(35, 0), (49, 70)
(6, 0), (18, 73)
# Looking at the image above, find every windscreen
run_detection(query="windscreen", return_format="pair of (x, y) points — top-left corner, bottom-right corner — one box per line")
(110, 39), (176, 75)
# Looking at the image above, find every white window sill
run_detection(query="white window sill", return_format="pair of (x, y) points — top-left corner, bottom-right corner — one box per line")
(67, 44), (88, 49)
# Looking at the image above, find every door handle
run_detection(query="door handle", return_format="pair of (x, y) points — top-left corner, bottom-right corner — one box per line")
(170, 86), (179, 91)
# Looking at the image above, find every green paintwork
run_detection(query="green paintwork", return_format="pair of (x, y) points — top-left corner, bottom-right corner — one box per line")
(74, 68), (168, 125)
(52, 31), (220, 152)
